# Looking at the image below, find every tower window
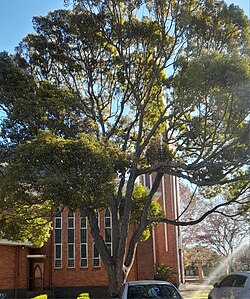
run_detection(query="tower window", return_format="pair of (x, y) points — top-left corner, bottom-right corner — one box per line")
(67, 210), (75, 268)
(54, 207), (62, 269)
(80, 212), (88, 268)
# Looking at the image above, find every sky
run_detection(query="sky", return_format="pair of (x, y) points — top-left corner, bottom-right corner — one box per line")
(0, 0), (249, 54)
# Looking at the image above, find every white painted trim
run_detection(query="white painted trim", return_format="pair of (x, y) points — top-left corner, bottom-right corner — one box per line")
(150, 175), (157, 264)
(27, 254), (46, 259)
(92, 212), (100, 267)
(161, 176), (168, 252)
(80, 215), (88, 268)
(104, 208), (113, 256)
(67, 211), (75, 268)
(54, 210), (62, 269)
(152, 228), (156, 265)
(0, 239), (33, 247)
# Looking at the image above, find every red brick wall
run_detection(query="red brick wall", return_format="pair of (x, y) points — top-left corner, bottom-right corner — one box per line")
(141, 174), (180, 283)
(154, 175), (180, 283)
(0, 245), (28, 290)
(135, 237), (154, 280)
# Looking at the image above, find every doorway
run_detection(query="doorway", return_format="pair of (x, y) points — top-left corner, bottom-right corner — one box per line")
(30, 262), (44, 291)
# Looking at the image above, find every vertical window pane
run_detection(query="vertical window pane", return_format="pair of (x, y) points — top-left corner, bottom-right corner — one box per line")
(81, 244), (87, 258)
(55, 218), (61, 228)
(67, 210), (75, 268)
(105, 228), (112, 243)
(68, 218), (74, 228)
(68, 229), (74, 243)
(68, 259), (74, 268)
(105, 218), (111, 227)
(55, 244), (61, 259)
(81, 259), (87, 268)
(92, 212), (100, 267)
(55, 229), (62, 243)
(68, 244), (74, 259)
(104, 208), (112, 256)
(55, 260), (62, 268)
(80, 214), (88, 268)
(81, 230), (87, 243)
(54, 207), (62, 269)
(81, 217), (86, 228)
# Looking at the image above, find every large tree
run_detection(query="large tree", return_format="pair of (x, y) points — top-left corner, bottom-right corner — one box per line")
(0, 0), (249, 293)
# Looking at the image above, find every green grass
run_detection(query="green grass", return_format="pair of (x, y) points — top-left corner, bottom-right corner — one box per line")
(180, 285), (212, 299)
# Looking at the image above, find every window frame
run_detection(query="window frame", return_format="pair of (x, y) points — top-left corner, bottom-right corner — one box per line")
(54, 207), (62, 269)
(104, 208), (112, 256)
(80, 213), (88, 268)
(92, 211), (100, 268)
(67, 210), (75, 268)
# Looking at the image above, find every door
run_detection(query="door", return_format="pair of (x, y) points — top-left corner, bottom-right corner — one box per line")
(30, 262), (44, 291)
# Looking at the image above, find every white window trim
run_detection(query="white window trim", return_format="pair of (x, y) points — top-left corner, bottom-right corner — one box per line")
(92, 211), (100, 268)
(67, 211), (75, 268)
(104, 208), (112, 256)
(54, 208), (62, 269)
(80, 214), (88, 268)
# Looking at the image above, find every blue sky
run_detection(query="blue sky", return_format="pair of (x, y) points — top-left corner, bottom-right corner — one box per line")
(0, 0), (249, 53)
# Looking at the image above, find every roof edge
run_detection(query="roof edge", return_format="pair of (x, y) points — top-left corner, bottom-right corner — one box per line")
(0, 238), (33, 247)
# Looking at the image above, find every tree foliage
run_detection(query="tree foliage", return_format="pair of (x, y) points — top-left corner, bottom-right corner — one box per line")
(180, 183), (250, 275)
(183, 246), (220, 277)
(0, 0), (249, 293)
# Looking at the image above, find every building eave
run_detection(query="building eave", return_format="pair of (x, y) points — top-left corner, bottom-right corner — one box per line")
(0, 238), (33, 247)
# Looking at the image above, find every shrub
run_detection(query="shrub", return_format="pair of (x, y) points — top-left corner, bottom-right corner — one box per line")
(154, 264), (177, 281)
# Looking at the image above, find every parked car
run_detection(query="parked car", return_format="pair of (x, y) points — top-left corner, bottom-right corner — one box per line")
(118, 280), (183, 299)
(208, 271), (250, 299)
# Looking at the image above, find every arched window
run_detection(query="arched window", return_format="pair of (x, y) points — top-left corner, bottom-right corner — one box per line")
(92, 211), (100, 267)
(105, 208), (112, 256)
(67, 210), (75, 268)
(54, 207), (62, 268)
(80, 212), (88, 268)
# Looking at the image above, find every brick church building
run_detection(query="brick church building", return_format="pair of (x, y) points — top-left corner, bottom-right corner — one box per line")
(0, 175), (184, 299)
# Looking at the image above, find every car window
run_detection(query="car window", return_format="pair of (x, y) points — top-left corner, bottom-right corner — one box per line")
(127, 284), (181, 299)
(219, 275), (236, 287)
(233, 275), (247, 287)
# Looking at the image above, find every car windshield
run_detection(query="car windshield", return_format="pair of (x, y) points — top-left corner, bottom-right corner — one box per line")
(128, 284), (181, 299)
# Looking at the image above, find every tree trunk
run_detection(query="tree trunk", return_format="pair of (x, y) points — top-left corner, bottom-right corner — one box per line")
(197, 260), (204, 282)
(105, 261), (130, 295)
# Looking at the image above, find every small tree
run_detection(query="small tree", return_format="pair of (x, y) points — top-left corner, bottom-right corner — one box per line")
(154, 264), (177, 281)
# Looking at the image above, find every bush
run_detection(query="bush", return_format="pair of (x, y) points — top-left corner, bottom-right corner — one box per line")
(154, 264), (177, 281)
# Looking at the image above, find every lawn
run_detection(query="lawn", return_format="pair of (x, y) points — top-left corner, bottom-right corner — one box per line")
(180, 285), (212, 299)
